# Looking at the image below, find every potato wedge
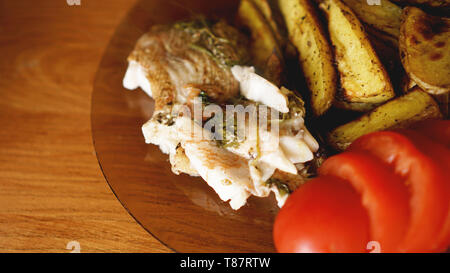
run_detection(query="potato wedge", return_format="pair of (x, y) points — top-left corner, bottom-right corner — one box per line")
(252, 0), (277, 28)
(365, 25), (399, 49)
(401, 75), (449, 118)
(341, 0), (402, 38)
(334, 27), (403, 113)
(237, 0), (283, 71)
(399, 7), (450, 95)
(367, 27), (405, 95)
(278, 0), (337, 116)
(328, 87), (443, 151)
(252, 0), (286, 45)
(320, 0), (395, 106)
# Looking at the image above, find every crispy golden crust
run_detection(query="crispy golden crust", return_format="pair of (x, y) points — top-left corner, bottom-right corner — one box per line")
(237, 0), (283, 73)
(170, 145), (199, 176)
(328, 87), (443, 151)
(341, 0), (402, 38)
(278, 0), (337, 116)
(321, 0), (395, 106)
(128, 21), (248, 110)
(399, 7), (450, 95)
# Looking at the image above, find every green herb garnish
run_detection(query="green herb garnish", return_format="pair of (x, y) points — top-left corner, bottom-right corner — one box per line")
(265, 178), (291, 196)
(278, 87), (306, 122)
(198, 90), (211, 106)
(174, 19), (249, 68)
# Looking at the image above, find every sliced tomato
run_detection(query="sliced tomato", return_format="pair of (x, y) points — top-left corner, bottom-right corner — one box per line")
(396, 129), (450, 176)
(348, 131), (448, 252)
(410, 119), (450, 148)
(273, 176), (370, 253)
(318, 151), (410, 252)
(395, 129), (450, 252)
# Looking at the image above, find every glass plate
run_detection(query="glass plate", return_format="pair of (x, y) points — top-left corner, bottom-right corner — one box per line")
(91, 0), (278, 252)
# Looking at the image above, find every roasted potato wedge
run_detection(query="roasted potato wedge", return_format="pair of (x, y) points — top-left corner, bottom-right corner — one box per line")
(252, 0), (286, 45)
(320, 0), (395, 107)
(237, 0), (282, 69)
(278, 0), (337, 116)
(399, 7), (450, 95)
(340, 0), (402, 38)
(367, 27), (406, 95)
(401, 75), (449, 118)
(328, 87), (443, 151)
(365, 25), (399, 49)
(334, 27), (403, 113)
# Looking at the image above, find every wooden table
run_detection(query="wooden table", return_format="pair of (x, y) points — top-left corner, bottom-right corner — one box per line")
(0, 0), (170, 252)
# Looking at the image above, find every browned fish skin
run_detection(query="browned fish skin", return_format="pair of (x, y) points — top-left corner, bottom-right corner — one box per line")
(128, 20), (249, 111)
(270, 169), (306, 193)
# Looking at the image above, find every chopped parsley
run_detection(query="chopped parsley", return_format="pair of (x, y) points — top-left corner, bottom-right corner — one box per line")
(265, 178), (291, 196)
(198, 90), (211, 106)
(174, 19), (249, 68)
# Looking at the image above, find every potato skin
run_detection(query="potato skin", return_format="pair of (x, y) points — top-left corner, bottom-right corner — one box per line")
(237, 0), (282, 71)
(252, 0), (287, 46)
(278, 0), (337, 116)
(328, 87), (443, 151)
(320, 0), (395, 108)
(399, 7), (450, 95)
(341, 0), (403, 39)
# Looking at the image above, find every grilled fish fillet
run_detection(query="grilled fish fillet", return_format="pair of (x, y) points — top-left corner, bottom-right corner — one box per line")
(124, 20), (319, 209)
(124, 20), (248, 111)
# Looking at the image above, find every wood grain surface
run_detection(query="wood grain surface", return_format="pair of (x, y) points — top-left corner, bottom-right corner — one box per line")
(0, 0), (171, 253)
